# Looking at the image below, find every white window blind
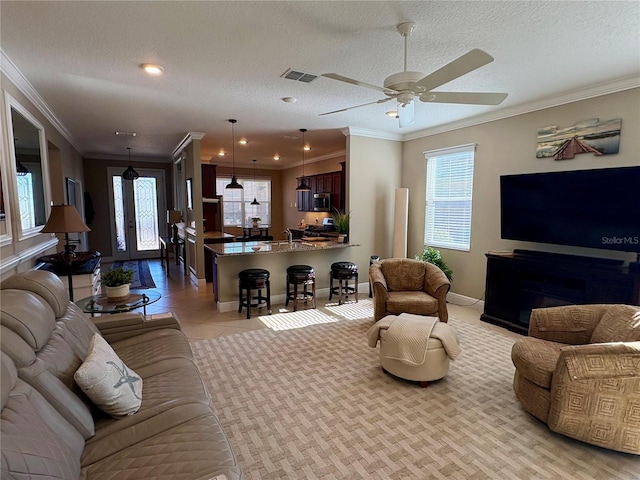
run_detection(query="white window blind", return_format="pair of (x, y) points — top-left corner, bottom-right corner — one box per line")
(216, 177), (271, 227)
(424, 144), (475, 251)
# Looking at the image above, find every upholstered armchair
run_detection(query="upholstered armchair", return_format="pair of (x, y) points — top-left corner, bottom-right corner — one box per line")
(369, 258), (450, 323)
(511, 304), (640, 454)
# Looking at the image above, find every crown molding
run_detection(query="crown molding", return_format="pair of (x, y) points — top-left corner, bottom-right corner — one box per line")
(403, 74), (640, 141)
(172, 132), (206, 158)
(1, 50), (84, 155)
(341, 126), (403, 141)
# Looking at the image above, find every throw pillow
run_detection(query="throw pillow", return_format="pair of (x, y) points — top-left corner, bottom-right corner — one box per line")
(74, 333), (143, 417)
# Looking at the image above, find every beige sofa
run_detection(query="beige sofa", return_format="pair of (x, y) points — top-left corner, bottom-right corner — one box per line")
(369, 258), (450, 323)
(0, 270), (243, 479)
(511, 304), (640, 454)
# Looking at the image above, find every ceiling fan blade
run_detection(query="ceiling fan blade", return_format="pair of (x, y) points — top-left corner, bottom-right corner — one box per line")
(397, 100), (415, 128)
(322, 73), (397, 94)
(414, 49), (495, 92)
(420, 91), (508, 105)
(318, 97), (393, 116)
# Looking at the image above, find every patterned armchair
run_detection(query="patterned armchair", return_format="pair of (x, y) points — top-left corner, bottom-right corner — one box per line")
(369, 258), (450, 323)
(511, 304), (640, 454)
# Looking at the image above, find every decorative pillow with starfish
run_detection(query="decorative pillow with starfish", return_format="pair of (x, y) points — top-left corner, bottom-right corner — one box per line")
(74, 333), (143, 417)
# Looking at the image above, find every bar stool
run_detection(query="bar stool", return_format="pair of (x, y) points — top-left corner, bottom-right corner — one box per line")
(285, 265), (316, 311)
(238, 269), (271, 319)
(329, 261), (359, 305)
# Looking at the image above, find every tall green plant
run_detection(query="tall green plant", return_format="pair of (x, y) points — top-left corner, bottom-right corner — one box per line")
(331, 207), (350, 235)
(415, 246), (453, 282)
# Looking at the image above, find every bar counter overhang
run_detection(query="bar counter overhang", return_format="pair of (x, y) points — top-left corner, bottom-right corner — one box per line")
(205, 239), (360, 311)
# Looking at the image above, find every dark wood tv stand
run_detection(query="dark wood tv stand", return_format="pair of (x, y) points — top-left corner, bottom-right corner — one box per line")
(481, 250), (640, 334)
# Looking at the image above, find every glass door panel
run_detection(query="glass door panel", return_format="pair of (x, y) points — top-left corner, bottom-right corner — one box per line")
(108, 168), (165, 260)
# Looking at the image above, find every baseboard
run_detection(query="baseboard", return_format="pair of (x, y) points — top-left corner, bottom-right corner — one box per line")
(446, 292), (484, 312)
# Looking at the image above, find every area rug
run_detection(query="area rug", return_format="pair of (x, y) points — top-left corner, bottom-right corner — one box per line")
(191, 303), (638, 479)
(109, 260), (156, 289)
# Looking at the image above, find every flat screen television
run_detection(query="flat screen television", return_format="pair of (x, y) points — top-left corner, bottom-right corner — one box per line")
(500, 166), (640, 253)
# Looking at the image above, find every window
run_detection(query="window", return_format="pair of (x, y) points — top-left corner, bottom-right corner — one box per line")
(16, 173), (36, 231)
(216, 177), (271, 227)
(424, 144), (475, 251)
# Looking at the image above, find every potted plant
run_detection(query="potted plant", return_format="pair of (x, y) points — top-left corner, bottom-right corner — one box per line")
(331, 208), (350, 243)
(101, 267), (134, 302)
(415, 246), (453, 282)
(251, 217), (261, 228)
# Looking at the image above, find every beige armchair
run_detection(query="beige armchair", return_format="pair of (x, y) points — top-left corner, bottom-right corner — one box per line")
(369, 258), (450, 323)
(511, 304), (640, 454)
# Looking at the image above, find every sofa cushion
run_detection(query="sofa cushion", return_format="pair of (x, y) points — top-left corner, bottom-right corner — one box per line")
(111, 328), (196, 370)
(1, 353), (84, 479)
(381, 260), (425, 291)
(0, 289), (56, 351)
(511, 337), (564, 388)
(386, 291), (438, 316)
(1, 269), (69, 317)
(75, 334), (143, 417)
(590, 304), (640, 343)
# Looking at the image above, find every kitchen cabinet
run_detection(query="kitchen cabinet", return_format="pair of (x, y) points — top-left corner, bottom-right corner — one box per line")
(202, 164), (222, 232)
(297, 169), (344, 212)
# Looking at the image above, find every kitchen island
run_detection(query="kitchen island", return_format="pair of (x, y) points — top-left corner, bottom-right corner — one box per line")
(205, 240), (359, 311)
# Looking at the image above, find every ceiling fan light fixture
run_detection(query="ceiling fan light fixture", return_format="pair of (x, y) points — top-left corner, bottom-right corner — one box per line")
(225, 119), (243, 190)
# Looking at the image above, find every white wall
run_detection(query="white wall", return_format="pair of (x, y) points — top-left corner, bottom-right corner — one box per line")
(402, 88), (640, 300)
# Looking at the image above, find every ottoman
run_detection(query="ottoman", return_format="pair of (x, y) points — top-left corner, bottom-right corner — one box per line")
(367, 313), (461, 387)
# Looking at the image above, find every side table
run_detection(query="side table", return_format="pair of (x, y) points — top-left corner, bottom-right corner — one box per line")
(76, 289), (161, 318)
(159, 236), (186, 277)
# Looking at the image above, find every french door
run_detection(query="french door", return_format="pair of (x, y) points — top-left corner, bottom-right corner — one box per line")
(107, 167), (166, 260)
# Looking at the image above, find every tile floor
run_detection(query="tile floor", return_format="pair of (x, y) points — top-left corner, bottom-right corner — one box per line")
(134, 259), (520, 342)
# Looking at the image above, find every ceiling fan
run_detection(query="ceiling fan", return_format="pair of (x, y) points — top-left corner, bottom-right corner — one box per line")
(319, 22), (508, 128)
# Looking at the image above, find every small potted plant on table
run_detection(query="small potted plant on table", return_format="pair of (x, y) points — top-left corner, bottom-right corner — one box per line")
(101, 267), (134, 302)
(251, 217), (261, 228)
(332, 208), (350, 243)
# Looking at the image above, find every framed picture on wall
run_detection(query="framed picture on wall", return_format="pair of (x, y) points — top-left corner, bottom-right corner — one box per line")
(186, 178), (193, 210)
(66, 177), (77, 206)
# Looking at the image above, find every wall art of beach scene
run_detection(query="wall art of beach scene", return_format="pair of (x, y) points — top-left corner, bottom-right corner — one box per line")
(536, 118), (621, 160)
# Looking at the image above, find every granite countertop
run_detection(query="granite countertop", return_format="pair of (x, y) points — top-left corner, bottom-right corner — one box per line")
(204, 239), (357, 256)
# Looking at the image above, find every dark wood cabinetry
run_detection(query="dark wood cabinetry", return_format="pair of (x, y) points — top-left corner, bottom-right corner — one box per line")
(481, 251), (640, 334)
(297, 169), (344, 212)
(201, 164), (222, 233)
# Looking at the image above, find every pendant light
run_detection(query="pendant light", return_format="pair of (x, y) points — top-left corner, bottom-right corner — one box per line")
(295, 128), (311, 192)
(225, 119), (243, 189)
(122, 147), (139, 180)
(250, 159), (260, 205)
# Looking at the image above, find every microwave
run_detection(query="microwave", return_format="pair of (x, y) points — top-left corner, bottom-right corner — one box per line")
(313, 193), (331, 211)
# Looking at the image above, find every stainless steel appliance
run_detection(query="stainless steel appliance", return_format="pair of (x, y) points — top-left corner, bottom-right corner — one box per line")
(313, 193), (331, 212)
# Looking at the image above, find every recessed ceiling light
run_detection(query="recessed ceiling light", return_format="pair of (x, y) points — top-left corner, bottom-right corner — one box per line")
(115, 131), (137, 137)
(141, 63), (164, 75)
(386, 111), (398, 117)
(303, 145), (311, 151)
(282, 97), (297, 103)
(239, 139), (248, 145)
(218, 150), (226, 157)
(273, 155), (280, 161)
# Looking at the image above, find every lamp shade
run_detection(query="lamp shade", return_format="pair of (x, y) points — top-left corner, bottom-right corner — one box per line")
(41, 205), (91, 234)
(167, 209), (182, 224)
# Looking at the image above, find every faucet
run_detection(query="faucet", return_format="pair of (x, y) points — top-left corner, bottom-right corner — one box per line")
(283, 228), (293, 244)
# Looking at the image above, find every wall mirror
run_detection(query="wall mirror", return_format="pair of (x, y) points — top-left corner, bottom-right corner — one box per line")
(5, 93), (51, 240)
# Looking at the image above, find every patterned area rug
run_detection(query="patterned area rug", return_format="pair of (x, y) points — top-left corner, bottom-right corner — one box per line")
(109, 260), (156, 289)
(191, 301), (638, 479)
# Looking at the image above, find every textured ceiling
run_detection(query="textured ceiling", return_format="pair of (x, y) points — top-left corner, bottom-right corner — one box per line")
(1, 1), (639, 168)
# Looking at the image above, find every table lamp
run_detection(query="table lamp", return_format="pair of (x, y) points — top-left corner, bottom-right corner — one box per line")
(167, 209), (182, 242)
(41, 204), (91, 301)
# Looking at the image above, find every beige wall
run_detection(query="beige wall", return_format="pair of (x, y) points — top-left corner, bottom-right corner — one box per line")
(347, 133), (403, 275)
(1, 72), (84, 279)
(402, 88), (640, 300)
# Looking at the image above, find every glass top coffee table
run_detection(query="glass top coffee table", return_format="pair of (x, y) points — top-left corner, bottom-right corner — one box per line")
(76, 289), (161, 317)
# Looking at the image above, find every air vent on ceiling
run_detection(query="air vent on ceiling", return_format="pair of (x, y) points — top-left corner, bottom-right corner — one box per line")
(281, 69), (318, 83)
